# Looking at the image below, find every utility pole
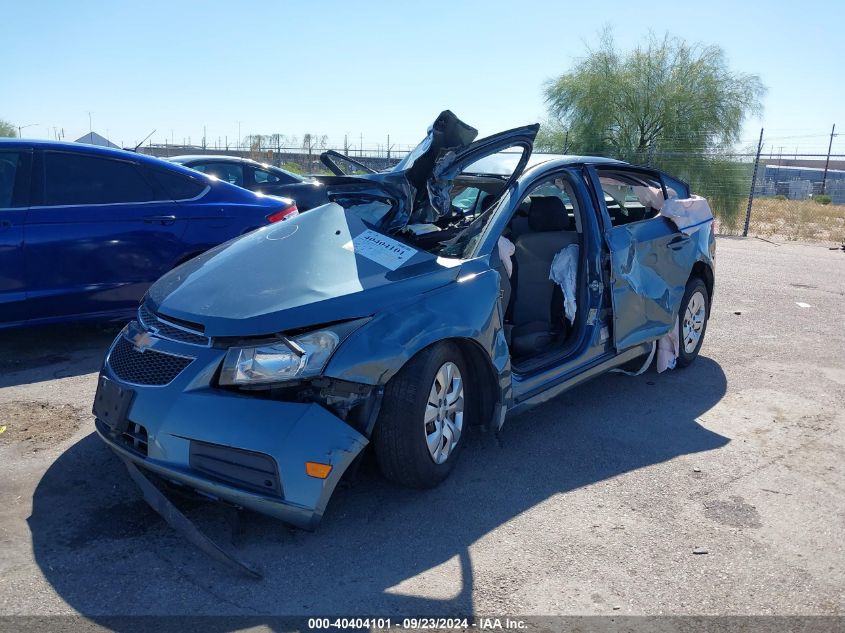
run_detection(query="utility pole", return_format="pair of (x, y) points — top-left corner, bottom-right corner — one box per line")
(821, 123), (836, 195)
(88, 112), (93, 135)
(743, 128), (764, 237)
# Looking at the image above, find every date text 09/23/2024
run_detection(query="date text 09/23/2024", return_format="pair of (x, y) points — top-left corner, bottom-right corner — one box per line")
(307, 617), (527, 629)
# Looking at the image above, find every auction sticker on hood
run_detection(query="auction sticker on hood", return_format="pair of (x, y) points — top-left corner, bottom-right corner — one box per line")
(343, 229), (417, 270)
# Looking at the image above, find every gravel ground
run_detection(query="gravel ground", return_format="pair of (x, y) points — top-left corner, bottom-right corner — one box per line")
(0, 236), (842, 621)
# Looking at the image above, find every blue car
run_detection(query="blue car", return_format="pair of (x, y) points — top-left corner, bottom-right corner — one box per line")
(0, 140), (297, 328)
(94, 112), (715, 536)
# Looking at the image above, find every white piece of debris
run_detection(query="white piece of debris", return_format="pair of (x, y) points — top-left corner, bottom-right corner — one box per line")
(497, 236), (515, 278)
(795, 302), (812, 308)
(549, 244), (579, 324)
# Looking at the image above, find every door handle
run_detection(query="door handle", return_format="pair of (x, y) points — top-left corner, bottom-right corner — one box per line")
(143, 215), (177, 225)
(0, 220), (12, 229)
(667, 235), (690, 250)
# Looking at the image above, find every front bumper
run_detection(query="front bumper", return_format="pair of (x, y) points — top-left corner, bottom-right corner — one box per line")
(95, 323), (368, 530)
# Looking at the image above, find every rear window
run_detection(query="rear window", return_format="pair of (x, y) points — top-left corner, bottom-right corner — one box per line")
(44, 152), (156, 206)
(191, 162), (244, 187)
(147, 167), (207, 201)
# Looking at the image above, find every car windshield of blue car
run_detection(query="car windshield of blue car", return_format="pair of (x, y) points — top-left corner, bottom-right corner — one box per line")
(396, 173), (510, 257)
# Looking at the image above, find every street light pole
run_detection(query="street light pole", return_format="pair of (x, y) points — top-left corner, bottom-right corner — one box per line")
(17, 123), (38, 138)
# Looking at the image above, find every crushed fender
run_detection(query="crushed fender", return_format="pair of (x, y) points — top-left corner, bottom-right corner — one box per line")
(120, 456), (262, 579)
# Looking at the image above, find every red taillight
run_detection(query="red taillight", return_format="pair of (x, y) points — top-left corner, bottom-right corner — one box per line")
(266, 204), (299, 223)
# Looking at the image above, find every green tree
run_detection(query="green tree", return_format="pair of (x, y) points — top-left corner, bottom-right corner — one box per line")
(0, 119), (17, 137)
(539, 30), (765, 227)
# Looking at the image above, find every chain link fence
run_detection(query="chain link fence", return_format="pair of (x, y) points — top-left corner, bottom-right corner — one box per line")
(741, 153), (845, 243)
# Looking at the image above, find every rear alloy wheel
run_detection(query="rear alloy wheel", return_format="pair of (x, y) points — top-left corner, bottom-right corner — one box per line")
(676, 277), (709, 367)
(373, 342), (468, 488)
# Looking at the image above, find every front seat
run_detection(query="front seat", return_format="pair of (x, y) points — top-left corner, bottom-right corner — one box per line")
(510, 196), (579, 358)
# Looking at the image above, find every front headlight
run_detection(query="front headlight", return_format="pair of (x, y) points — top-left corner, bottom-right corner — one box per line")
(219, 319), (367, 387)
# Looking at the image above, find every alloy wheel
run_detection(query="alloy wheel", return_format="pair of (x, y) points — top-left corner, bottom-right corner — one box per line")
(682, 290), (707, 354)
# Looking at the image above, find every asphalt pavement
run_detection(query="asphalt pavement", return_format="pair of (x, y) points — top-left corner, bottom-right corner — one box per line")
(0, 236), (842, 621)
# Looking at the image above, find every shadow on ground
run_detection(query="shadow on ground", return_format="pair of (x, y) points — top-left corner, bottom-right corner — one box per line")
(28, 357), (728, 620)
(0, 322), (120, 388)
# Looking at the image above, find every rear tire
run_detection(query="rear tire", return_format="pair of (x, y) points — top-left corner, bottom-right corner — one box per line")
(676, 277), (709, 367)
(373, 342), (468, 488)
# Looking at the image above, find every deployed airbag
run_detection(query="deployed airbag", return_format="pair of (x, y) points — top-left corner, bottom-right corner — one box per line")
(549, 244), (579, 324)
(660, 196), (714, 235)
(657, 317), (680, 373)
(498, 236), (515, 278)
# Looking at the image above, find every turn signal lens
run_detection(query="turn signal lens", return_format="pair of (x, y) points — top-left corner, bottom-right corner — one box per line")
(305, 462), (332, 479)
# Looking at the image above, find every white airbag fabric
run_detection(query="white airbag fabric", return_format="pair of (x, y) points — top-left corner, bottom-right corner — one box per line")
(656, 317), (680, 373)
(660, 196), (714, 235)
(549, 244), (579, 324)
(497, 236), (515, 278)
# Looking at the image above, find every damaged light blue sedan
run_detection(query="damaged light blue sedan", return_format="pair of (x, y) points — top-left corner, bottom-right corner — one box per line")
(94, 111), (716, 530)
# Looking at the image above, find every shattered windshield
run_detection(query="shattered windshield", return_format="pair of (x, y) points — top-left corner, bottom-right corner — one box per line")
(333, 195), (394, 226)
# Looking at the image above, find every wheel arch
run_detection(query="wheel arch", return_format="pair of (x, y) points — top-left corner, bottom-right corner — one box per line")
(690, 261), (714, 315)
(381, 336), (499, 429)
(449, 337), (500, 428)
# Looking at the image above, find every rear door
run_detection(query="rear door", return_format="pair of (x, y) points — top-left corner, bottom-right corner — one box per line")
(25, 150), (188, 322)
(0, 148), (31, 325)
(588, 164), (696, 350)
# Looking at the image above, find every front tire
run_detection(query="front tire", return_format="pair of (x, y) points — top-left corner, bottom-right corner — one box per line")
(677, 277), (709, 367)
(373, 342), (468, 488)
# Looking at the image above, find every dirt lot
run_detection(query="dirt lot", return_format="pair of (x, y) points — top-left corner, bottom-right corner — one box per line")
(0, 237), (843, 622)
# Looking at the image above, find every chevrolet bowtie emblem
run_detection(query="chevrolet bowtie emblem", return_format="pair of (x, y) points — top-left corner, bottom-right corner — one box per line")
(132, 331), (155, 353)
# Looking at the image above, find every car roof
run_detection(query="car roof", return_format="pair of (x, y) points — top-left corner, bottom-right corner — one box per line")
(0, 139), (203, 171)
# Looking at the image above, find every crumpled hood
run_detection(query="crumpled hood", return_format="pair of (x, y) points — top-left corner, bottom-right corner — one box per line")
(147, 203), (463, 337)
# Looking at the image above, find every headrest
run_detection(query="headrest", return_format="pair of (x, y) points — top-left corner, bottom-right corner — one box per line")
(528, 196), (570, 232)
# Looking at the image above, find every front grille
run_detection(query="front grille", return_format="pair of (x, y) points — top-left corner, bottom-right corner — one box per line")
(108, 336), (193, 386)
(96, 418), (149, 457)
(138, 303), (210, 347)
(189, 440), (282, 497)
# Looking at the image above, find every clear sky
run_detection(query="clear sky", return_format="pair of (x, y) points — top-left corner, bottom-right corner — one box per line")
(3, 0), (843, 154)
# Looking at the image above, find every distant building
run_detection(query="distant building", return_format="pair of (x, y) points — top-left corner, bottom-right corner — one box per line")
(755, 164), (845, 200)
(74, 132), (119, 148)
(787, 180), (812, 200)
